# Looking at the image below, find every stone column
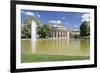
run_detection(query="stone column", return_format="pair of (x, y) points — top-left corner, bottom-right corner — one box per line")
(61, 31), (62, 37)
(55, 30), (56, 38)
(62, 31), (63, 37)
(65, 31), (66, 37)
(58, 30), (59, 38)
(54, 30), (56, 38)
(59, 31), (61, 37)
(64, 31), (65, 37)
(66, 31), (67, 37)
(59, 31), (60, 37)
(56, 30), (58, 38)
(53, 30), (55, 38)
(67, 31), (69, 39)
(64, 31), (65, 38)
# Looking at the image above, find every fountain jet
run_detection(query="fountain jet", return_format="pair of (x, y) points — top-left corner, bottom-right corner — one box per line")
(31, 20), (37, 53)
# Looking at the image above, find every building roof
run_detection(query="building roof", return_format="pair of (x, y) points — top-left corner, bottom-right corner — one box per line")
(51, 24), (67, 31)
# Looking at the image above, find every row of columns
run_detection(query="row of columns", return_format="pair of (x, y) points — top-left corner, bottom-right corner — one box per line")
(52, 30), (68, 38)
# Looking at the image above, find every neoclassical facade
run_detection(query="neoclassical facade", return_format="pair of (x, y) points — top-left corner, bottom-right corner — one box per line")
(51, 24), (69, 39)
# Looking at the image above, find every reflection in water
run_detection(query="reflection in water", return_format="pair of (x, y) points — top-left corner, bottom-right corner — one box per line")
(80, 40), (90, 56)
(22, 39), (90, 56)
(31, 41), (36, 53)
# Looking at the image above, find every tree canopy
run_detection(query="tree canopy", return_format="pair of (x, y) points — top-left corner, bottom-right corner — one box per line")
(80, 21), (90, 38)
(22, 16), (40, 38)
(38, 23), (51, 38)
(21, 17), (51, 38)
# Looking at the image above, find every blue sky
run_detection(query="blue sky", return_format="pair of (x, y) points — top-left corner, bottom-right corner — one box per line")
(21, 9), (90, 31)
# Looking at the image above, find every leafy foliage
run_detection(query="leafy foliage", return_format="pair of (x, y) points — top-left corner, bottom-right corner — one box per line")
(21, 16), (51, 38)
(38, 23), (51, 38)
(21, 16), (40, 38)
(21, 24), (31, 38)
(80, 21), (90, 37)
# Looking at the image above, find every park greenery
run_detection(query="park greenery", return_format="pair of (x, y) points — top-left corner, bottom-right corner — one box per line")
(38, 23), (51, 38)
(80, 21), (90, 38)
(21, 16), (51, 38)
(22, 54), (89, 63)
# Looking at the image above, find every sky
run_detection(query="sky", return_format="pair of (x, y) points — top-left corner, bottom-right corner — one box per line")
(21, 9), (90, 31)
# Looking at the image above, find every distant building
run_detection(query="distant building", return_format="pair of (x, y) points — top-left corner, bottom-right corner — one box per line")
(70, 31), (80, 38)
(51, 24), (70, 39)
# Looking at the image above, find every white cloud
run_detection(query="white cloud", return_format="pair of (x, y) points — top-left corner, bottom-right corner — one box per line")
(57, 20), (61, 24)
(35, 12), (41, 18)
(37, 14), (41, 18)
(22, 11), (35, 16)
(82, 14), (90, 22)
(22, 11), (41, 19)
(25, 11), (35, 16)
(49, 20), (62, 24)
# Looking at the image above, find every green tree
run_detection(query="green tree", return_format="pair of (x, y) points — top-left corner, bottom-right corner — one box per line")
(39, 26), (47, 38)
(22, 16), (51, 38)
(87, 25), (90, 36)
(21, 16), (40, 38)
(38, 23), (51, 38)
(80, 21), (89, 38)
(43, 23), (51, 37)
(21, 24), (31, 38)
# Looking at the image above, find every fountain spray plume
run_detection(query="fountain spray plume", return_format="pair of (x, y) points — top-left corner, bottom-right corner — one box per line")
(31, 20), (37, 53)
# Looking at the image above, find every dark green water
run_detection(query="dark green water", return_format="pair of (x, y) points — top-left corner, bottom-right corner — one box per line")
(21, 39), (90, 56)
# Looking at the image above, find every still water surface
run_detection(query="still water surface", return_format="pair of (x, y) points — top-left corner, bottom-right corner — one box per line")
(22, 39), (90, 56)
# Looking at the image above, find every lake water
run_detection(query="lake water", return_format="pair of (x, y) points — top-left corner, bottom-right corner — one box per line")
(22, 39), (90, 56)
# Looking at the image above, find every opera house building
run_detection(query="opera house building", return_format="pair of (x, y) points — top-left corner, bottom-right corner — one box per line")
(51, 24), (70, 39)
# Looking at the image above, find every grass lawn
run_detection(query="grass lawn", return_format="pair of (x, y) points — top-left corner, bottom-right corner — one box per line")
(21, 54), (90, 63)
